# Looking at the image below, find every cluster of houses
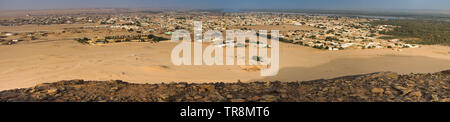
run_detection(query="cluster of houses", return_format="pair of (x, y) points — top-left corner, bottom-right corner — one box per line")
(293, 39), (419, 51)
(0, 11), (421, 50)
(0, 31), (53, 45)
(0, 39), (23, 45)
(69, 13), (421, 50)
(0, 32), (22, 45)
(0, 15), (102, 26)
(282, 17), (419, 50)
(213, 39), (271, 48)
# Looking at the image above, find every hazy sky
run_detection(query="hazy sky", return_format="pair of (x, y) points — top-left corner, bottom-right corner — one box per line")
(0, 0), (449, 10)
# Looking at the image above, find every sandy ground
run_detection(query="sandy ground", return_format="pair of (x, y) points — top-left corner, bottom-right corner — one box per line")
(0, 24), (450, 90)
(0, 38), (449, 90)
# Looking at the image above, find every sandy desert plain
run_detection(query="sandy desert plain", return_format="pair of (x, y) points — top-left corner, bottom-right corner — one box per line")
(0, 22), (449, 91)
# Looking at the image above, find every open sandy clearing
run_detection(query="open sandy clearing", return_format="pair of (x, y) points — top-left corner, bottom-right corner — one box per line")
(0, 39), (449, 90)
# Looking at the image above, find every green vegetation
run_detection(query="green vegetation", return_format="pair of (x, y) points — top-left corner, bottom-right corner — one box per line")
(377, 36), (396, 40)
(147, 34), (168, 42)
(279, 38), (293, 43)
(104, 34), (168, 42)
(76, 37), (90, 44)
(326, 29), (335, 34)
(325, 36), (338, 41)
(76, 34), (168, 44)
(370, 20), (450, 46)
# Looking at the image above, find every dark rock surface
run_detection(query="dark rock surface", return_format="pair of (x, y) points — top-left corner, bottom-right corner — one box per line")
(1, 70), (449, 102)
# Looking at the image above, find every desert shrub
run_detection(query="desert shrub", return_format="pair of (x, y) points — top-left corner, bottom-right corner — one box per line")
(76, 37), (90, 44)
(370, 20), (450, 46)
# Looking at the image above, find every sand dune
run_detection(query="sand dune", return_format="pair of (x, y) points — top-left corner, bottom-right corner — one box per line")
(0, 39), (449, 90)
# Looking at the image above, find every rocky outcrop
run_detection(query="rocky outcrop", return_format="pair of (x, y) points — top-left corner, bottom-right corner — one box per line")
(1, 70), (449, 102)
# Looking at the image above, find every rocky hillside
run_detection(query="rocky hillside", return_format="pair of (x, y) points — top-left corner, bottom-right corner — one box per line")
(1, 70), (449, 102)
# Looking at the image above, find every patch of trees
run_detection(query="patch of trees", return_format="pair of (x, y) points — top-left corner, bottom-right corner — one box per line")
(371, 20), (450, 46)
(279, 37), (293, 43)
(325, 36), (338, 41)
(326, 29), (335, 34)
(76, 37), (90, 44)
(76, 34), (169, 44)
(147, 34), (168, 42)
(377, 36), (396, 40)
